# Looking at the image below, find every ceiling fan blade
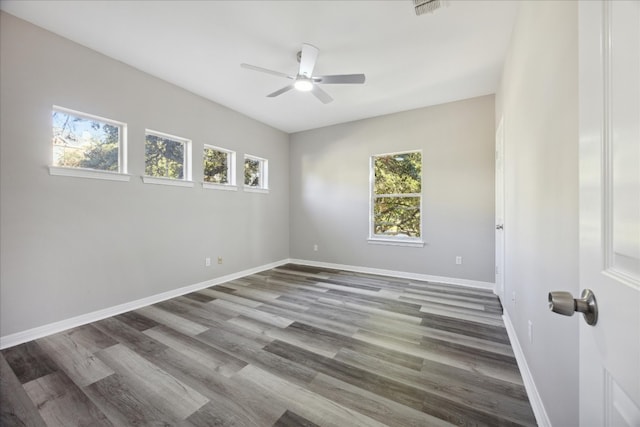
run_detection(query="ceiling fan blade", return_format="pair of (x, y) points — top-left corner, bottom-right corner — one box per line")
(298, 43), (319, 77)
(314, 74), (366, 84)
(311, 85), (333, 104)
(241, 63), (292, 79)
(267, 85), (294, 98)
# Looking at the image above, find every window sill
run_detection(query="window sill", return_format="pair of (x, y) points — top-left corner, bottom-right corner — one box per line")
(367, 238), (425, 248)
(243, 186), (269, 194)
(202, 182), (238, 191)
(49, 166), (130, 182)
(142, 176), (194, 188)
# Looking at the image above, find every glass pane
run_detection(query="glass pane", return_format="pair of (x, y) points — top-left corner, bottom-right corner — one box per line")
(374, 196), (421, 237)
(52, 111), (120, 171)
(145, 134), (184, 179)
(203, 148), (229, 183)
(374, 152), (421, 194)
(244, 158), (261, 187)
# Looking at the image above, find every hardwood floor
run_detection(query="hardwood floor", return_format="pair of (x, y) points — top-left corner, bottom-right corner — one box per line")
(0, 264), (537, 426)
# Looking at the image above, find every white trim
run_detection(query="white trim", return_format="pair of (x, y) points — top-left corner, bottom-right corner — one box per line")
(243, 186), (269, 194)
(0, 259), (289, 350)
(289, 258), (495, 291)
(142, 176), (194, 187)
(367, 238), (425, 248)
(503, 310), (551, 427)
(49, 166), (131, 182)
(202, 182), (238, 191)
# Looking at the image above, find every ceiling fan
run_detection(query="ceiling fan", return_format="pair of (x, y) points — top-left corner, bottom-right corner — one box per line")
(240, 43), (366, 104)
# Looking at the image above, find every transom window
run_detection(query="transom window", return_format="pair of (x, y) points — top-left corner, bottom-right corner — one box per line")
(52, 106), (126, 173)
(370, 151), (423, 246)
(145, 130), (191, 181)
(244, 154), (268, 191)
(203, 145), (236, 186)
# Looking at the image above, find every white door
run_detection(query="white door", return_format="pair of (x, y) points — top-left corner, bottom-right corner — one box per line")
(579, 1), (640, 426)
(495, 117), (505, 300)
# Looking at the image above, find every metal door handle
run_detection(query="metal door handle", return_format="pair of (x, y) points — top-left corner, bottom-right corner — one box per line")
(548, 289), (598, 326)
(496, 224), (504, 230)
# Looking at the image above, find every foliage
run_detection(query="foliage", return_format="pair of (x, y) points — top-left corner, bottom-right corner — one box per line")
(244, 158), (260, 186)
(373, 152), (422, 237)
(203, 148), (228, 183)
(145, 134), (184, 179)
(52, 112), (119, 171)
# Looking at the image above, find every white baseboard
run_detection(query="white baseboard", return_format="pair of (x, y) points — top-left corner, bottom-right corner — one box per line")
(288, 258), (496, 291)
(503, 309), (551, 427)
(0, 259), (289, 350)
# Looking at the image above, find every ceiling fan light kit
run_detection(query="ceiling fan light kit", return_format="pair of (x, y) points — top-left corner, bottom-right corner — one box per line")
(241, 43), (366, 104)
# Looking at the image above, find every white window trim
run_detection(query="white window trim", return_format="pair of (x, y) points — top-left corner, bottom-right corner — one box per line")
(243, 154), (269, 191)
(51, 105), (128, 175)
(142, 176), (194, 187)
(203, 144), (236, 188)
(368, 150), (424, 246)
(144, 129), (192, 182)
(243, 186), (269, 194)
(202, 182), (238, 191)
(49, 166), (131, 182)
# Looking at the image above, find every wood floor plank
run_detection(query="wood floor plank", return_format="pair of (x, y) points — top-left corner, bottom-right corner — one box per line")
(272, 410), (321, 427)
(1, 264), (536, 427)
(38, 332), (114, 387)
(308, 372), (456, 427)
(234, 364), (389, 427)
(23, 371), (113, 427)
(136, 305), (209, 336)
(95, 344), (209, 420)
(3, 341), (59, 384)
(0, 353), (48, 427)
(143, 325), (247, 377)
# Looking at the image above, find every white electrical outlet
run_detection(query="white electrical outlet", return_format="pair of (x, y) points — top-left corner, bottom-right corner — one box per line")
(512, 291), (516, 304)
(455, 256), (462, 265)
(313, 244), (318, 251)
(528, 320), (533, 343)
(218, 256), (223, 264)
(205, 257), (211, 267)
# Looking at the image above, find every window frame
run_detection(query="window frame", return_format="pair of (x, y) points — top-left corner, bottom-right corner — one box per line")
(368, 149), (424, 247)
(243, 154), (269, 193)
(202, 144), (237, 191)
(142, 129), (193, 187)
(49, 105), (130, 182)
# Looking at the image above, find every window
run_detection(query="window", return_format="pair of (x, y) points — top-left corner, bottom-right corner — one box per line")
(370, 151), (423, 246)
(203, 145), (236, 190)
(244, 154), (268, 192)
(50, 106), (128, 181)
(143, 130), (192, 187)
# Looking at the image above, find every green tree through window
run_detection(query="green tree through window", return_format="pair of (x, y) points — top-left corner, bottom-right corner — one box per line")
(372, 151), (422, 238)
(52, 110), (121, 172)
(204, 147), (230, 184)
(145, 133), (185, 179)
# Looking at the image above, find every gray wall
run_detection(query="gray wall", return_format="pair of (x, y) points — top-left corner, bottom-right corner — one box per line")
(0, 12), (290, 338)
(496, 1), (579, 425)
(290, 95), (496, 283)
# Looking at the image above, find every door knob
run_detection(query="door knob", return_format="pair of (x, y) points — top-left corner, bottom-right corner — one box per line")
(548, 289), (598, 326)
(496, 224), (504, 230)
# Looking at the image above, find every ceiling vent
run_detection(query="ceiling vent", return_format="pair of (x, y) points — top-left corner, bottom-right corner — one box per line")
(413, 0), (446, 16)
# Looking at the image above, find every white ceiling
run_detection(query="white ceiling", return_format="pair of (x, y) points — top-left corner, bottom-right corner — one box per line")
(1, 1), (518, 133)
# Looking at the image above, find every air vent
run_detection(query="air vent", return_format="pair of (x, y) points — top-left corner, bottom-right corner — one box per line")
(414, 0), (443, 16)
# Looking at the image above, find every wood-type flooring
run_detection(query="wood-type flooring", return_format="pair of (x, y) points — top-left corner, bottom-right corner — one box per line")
(0, 264), (537, 426)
